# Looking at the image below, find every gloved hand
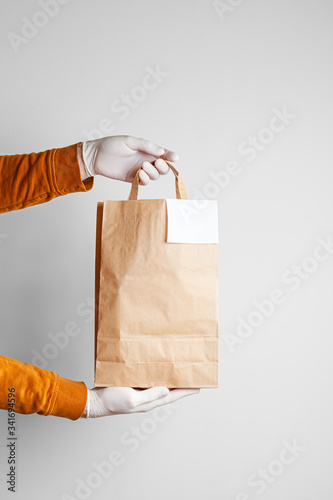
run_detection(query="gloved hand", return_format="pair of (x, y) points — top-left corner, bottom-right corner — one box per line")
(81, 386), (200, 418)
(79, 135), (179, 185)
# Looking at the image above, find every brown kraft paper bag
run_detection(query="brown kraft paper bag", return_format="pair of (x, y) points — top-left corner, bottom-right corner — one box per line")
(94, 163), (218, 388)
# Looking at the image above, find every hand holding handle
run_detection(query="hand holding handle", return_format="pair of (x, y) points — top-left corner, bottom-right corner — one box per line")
(128, 162), (188, 200)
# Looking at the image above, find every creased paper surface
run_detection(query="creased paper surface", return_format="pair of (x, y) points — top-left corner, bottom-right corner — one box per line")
(95, 199), (218, 388)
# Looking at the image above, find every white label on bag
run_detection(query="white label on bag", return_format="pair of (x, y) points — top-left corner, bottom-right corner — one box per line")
(166, 199), (219, 244)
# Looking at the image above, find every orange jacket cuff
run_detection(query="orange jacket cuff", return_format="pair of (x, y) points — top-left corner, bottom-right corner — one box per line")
(48, 375), (88, 421)
(52, 142), (94, 195)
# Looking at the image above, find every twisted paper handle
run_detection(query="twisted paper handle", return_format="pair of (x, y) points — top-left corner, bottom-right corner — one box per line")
(128, 162), (188, 200)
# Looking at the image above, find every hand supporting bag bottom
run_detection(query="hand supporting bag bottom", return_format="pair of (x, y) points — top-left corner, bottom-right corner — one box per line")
(94, 164), (218, 388)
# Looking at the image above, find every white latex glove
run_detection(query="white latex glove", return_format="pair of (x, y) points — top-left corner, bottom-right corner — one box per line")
(81, 387), (200, 418)
(79, 135), (179, 185)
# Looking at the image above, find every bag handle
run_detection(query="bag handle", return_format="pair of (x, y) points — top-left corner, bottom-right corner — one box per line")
(127, 161), (188, 200)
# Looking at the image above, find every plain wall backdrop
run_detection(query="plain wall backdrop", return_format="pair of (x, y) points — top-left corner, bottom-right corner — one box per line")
(1, 0), (333, 499)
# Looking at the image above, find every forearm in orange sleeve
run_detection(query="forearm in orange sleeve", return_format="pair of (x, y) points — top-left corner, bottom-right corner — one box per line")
(0, 142), (94, 214)
(0, 355), (87, 420)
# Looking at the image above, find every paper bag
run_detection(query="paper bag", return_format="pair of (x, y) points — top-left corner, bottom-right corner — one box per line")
(94, 164), (218, 388)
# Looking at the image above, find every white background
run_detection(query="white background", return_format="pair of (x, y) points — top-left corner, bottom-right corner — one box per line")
(0, 1), (333, 499)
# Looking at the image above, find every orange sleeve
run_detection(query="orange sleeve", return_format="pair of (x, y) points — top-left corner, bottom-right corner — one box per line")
(0, 355), (87, 420)
(0, 142), (94, 213)
(0, 142), (92, 419)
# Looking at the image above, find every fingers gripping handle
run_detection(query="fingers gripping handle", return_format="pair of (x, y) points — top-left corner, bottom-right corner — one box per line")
(127, 162), (188, 200)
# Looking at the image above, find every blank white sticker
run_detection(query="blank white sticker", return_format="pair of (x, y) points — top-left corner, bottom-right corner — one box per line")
(166, 199), (218, 244)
